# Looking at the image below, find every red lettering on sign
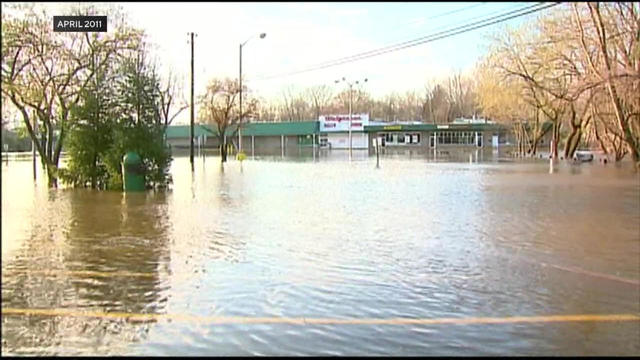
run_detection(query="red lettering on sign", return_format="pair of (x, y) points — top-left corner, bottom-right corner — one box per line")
(323, 115), (365, 123)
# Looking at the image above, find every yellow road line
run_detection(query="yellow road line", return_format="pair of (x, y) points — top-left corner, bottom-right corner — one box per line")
(1, 308), (639, 326)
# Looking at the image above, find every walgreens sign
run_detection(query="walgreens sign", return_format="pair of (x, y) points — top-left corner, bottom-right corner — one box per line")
(319, 113), (369, 132)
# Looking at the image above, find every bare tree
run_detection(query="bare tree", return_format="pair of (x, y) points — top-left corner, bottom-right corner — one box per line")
(157, 70), (188, 130)
(572, 2), (639, 166)
(305, 84), (333, 120)
(255, 96), (281, 122)
(1, 4), (141, 186)
(199, 77), (256, 162)
(281, 86), (310, 121)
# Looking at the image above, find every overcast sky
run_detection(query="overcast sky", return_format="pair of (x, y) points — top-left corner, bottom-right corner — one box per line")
(7, 2), (547, 125)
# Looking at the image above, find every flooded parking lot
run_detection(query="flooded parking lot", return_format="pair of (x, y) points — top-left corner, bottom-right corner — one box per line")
(2, 152), (639, 355)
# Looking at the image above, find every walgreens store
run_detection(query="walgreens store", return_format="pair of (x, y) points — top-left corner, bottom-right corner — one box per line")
(319, 114), (370, 149)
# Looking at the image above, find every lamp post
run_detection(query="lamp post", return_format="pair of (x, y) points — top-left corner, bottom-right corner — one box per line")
(187, 32), (196, 170)
(335, 77), (367, 160)
(239, 32), (266, 154)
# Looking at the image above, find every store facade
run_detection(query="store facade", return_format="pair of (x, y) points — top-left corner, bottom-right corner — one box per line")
(364, 123), (508, 151)
(165, 118), (510, 156)
(318, 114), (370, 149)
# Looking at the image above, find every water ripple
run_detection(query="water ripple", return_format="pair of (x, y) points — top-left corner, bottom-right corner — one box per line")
(2, 156), (639, 355)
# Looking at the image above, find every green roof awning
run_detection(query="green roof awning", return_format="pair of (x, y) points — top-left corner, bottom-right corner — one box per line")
(166, 121), (319, 139)
(164, 124), (215, 139)
(165, 121), (508, 139)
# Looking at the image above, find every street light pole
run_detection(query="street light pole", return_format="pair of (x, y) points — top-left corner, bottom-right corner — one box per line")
(348, 83), (353, 159)
(335, 77), (367, 161)
(239, 32), (266, 155)
(189, 32), (195, 171)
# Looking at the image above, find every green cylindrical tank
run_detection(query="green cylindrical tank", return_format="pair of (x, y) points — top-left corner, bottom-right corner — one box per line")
(122, 151), (145, 192)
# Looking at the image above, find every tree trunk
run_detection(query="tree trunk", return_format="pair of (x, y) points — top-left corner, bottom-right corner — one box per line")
(523, 125), (533, 156)
(515, 124), (523, 157)
(564, 123), (579, 159)
(40, 126), (47, 170)
(220, 136), (227, 163)
(519, 126), (526, 156)
(45, 122), (53, 164)
(91, 152), (98, 189)
(593, 115), (609, 155)
(551, 122), (560, 159)
(530, 118), (540, 156)
(53, 125), (65, 168)
(46, 162), (57, 187)
(615, 136), (627, 161)
(604, 82), (639, 163)
(9, 96), (60, 186)
(568, 130), (582, 158)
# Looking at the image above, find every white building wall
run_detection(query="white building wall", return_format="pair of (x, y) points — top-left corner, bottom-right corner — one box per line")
(327, 133), (368, 149)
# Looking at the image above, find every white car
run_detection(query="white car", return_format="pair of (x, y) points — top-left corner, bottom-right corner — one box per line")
(573, 150), (594, 162)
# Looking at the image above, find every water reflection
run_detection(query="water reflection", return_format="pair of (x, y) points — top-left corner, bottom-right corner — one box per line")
(2, 154), (639, 356)
(2, 188), (171, 355)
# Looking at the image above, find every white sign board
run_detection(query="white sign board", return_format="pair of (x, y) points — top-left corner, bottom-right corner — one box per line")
(319, 114), (369, 132)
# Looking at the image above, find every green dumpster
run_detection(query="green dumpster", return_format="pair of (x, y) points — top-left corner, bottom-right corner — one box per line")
(122, 151), (145, 191)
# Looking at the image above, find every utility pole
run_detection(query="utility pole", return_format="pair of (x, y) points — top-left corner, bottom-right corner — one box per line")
(189, 32), (195, 171)
(239, 43), (242, 153)
(375, 137), (380, 168)
(32, 112), (36, 181)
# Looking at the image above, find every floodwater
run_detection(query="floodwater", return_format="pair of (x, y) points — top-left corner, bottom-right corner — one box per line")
(2, 150), (639, 356)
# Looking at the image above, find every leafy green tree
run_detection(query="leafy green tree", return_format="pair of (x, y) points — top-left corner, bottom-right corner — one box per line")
(60, 46), (172, 190)
(59, 55), (117, 188)
(108, 49), (171, 189)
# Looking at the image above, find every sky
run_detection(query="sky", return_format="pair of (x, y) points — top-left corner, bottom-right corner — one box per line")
(5, 2), (549, 125)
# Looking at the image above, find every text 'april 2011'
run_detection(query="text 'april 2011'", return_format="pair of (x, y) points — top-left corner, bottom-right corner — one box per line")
(53, 16), (107, 32)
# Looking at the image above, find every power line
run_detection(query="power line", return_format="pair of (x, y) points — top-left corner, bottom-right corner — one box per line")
(410, 2), (530, 35)
(251, 2), (559, 82)
(244, 3), (490, 87)
(311, 3), (543, 71)
(422, 2), (488, 20)
(309, 4), (518, 70)
(253, 2), (548, 80)
(384, 2), (488, 37)
(372, 2), (531, 61)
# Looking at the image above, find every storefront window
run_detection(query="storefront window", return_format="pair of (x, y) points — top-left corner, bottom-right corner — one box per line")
(385, 133), (394, 143)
